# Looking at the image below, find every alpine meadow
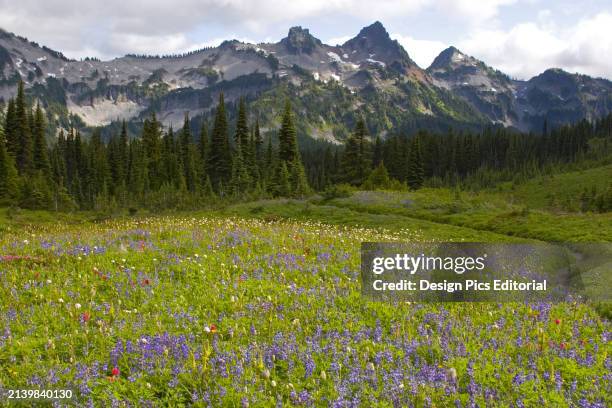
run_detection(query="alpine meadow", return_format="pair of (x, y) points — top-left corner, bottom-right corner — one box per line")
(0, 5), (611, 408)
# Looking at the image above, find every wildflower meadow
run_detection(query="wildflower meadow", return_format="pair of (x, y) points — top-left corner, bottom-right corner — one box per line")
(0, 215), (609, 407)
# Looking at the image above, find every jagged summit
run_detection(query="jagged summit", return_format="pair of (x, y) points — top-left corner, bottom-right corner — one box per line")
(341, 21), (416, 73)
(343, 21), (395, 49)
(280, 26), (322, 54)
(354, 21), (389, 42)
(428, 46), (467, 70)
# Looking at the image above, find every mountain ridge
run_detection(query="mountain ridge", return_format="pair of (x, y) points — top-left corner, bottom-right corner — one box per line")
(0, 22), (610, 139)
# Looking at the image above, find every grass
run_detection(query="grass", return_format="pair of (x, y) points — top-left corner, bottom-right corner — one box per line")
(494, 164), (612, 211)
(0, 213), (609, 406)
(324, 188), (612, 242)
(217, 199), (523, 242)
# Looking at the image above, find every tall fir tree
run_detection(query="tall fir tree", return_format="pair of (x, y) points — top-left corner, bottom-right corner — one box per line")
(372, 135), (382, 167)
(50, 129), (67, 187)
(4, 99), (18, 159)
(341, 117), (370, 185)
(406, 136), (424, 190)
(254, 118), (264, 164)
(119, 120), (129, 181)
(198, 120), (209, 184)
(143, 113), (163, 190)
(180, 113), (198, 192)
(88, 129), (110, 203)
(234, 97), (249, 148)
(208, 93), (232, 191)
(32, 103), (50, 173)
(278, 100), (298, 164)
(276, 100), (309, 195)
(290, 160), (310, 197)
(229, 144), (252, 197)
(276, 162), (291, 197)
(15, 81), (33, 173)
(0, 125), (19, 202)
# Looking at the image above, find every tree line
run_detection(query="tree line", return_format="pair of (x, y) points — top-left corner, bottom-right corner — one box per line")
(0, 82), (309, 211)
(306, 114), (612, 212)
(1, 80), (611, 212)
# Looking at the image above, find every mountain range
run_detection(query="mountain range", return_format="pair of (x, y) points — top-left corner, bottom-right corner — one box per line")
(1, 21), (611, 142)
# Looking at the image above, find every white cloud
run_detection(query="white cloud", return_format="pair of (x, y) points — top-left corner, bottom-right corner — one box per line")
(0, 1), (610, 80)
(459, 12), (612, 79)
(326, 36), (352, 46)
(0, 0), (517, 59)
(436, 0), (519, 24)
(392, 34), (447, 68)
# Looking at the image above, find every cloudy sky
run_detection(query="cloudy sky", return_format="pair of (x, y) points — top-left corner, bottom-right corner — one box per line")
(1, 0), (611, 79)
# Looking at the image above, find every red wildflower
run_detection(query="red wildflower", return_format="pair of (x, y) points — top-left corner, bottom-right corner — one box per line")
(555, 319), (561, 325)
(210, 324), (217, 334)
(142, 278), (150, 286)
(81, 312), (91, 323)
(111, 366), (120, 377)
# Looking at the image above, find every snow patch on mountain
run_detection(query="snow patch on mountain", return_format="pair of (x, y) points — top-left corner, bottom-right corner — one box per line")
(327, 51), (343, 63)
(366, 58), (386, 67)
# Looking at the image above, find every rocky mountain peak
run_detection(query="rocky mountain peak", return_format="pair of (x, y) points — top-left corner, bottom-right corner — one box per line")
(429, 46), (476, 72)
(357, 21), (389, 42)
(341, 21), (415, 73)
(343, 21), (395, 50)
(281, 26), (322, 54)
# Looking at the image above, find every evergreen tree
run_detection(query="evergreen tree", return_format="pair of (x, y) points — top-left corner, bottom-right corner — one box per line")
(246, 128), (259, 182)
(119, 120), (129, 181)
(4, 99), (18, 158)
(15, 81), (33, 173)
(203, 175), (215, 198)
(265, 135), (274, 173)
(127, 139), (148, 201)
(277, 162), (291, 197)
(341, 131), (360, 184)
(406, 136), (424, 190)
(290, 159), (310, 197)
(32, 103), (50, 173)
(254, 118), (264, 164)
(229, 144), (252, 197)
(180, 113), (197, 192)
(341, 118), (370, 185)
(278, 100), (298, 164)
(162, 126), (185, 190)
(88, 129), (110, 203)
(198, 120), (209, 184)
(363, 162), (390, 190)
(0, 125), (19, 202)
(50, 129), (67, 186)
(234, 97), (249, 148)
(372, 135), (382, 167)
(208, 93), (232, 191)
(143, 113), (163, 190)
